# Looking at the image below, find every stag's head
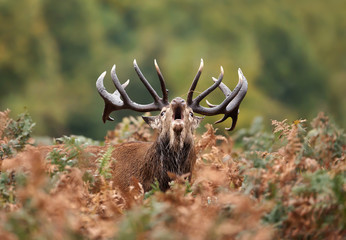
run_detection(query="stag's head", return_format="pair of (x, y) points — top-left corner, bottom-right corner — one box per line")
(142, 97), (203, 149)
(96, 59), (248, 147)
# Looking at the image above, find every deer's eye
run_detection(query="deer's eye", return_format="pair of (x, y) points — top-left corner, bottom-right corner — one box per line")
(160, 111), (166, 117)
(189, 112), (194, 117)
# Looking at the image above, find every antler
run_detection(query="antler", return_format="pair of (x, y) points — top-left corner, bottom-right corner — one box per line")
(96, 60), (169, 123)
(187, 59), (248, 131)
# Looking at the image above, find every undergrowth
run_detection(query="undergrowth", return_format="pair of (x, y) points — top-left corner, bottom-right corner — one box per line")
(239, 113), (345, 239)
(0, 110), (35, 160)
(0, 110), (344, 239)
(96, 145), (114, 180)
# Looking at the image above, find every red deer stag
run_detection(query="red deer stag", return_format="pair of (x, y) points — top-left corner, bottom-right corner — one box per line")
(96, 59), (247, 193)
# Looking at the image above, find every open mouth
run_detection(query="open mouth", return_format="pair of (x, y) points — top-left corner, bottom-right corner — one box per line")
(171, 105), (184, 132)
(173, 106), (183, 120)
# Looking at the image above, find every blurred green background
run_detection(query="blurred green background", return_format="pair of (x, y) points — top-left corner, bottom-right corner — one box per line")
(1, 0), (345, 140)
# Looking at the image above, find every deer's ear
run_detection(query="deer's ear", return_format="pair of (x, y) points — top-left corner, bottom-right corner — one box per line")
(142, 116), (160, 129)
(193, 116), (204, 129)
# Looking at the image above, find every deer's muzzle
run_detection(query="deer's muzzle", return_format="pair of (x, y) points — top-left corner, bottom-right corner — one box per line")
(171, 97), (186, 132)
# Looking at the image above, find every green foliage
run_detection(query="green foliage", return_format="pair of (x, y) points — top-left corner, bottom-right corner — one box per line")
(47, 136), (86, 175)
(116, 200), (171, 239)
(239, 114), (345, 238)
(184, 180), (193, 195)
(0, 171), (27, 207)
(67, 135), (102, 146)
(1, 1), (346, 139)
(292, 170), (346, 230)
(144, 179), (161, 200)
(0, 171), (16, 205)
(96, 145), (114, 179)
(235, 117), (275, 152)
(255, 24), (327, 114)
(302, 114), (345, 166)
(5, 208), (40, 240)
(168, 179), (193, 196)
(0, 112), (35, 159)
(293, 170), (338, 198)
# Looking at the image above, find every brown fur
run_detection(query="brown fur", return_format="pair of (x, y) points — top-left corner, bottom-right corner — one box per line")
(109, 97), (202, 193)
(90, 139), (196, 194)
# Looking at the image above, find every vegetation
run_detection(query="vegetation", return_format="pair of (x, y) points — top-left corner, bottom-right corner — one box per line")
(0, 110), (344, 239)
(0, 110), (35, 160)
(0, 1), (345, 238)
(1, 0), (345, 139)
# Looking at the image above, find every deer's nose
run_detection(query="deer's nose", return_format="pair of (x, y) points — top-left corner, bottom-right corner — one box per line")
(171, 97), (186, 106)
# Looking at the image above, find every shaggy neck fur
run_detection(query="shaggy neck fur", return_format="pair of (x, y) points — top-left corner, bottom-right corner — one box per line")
(142, 131), (195, 192)
(156, 133), (192, 175)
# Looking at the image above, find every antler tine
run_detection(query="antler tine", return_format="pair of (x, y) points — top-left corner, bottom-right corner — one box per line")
(188, 66), (248, 131)
(193, 69), (244, 114)
(214, 69), (248, 130)
(96, 68), (130, 122)
(110, 65), (132, 104)
(211, 78), (232, 97)
(224, 68), (248, 112)
(96, 71), (114, 123)
(154, 59), (169, 104)
(187, 59), (204, 105)
(221, 69), (247, 114)
(96, 62), (170, 123)
(205, 77), (235, 108)
(96, 71), (109, 100)
(205, 80), (232, 108)
(134, 59), (162, 102)
(191, 66), (224, 105)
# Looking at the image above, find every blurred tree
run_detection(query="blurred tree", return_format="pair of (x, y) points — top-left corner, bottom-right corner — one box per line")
(0, 0), (345, 139)
(42, 0), (108, 138)
(255, 24), (327, 117)
(0, 0), (58, 96)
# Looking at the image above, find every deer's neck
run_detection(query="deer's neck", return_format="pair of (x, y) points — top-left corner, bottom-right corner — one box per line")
(155, 134), (193, 174)
(142, 133), (196, 191)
